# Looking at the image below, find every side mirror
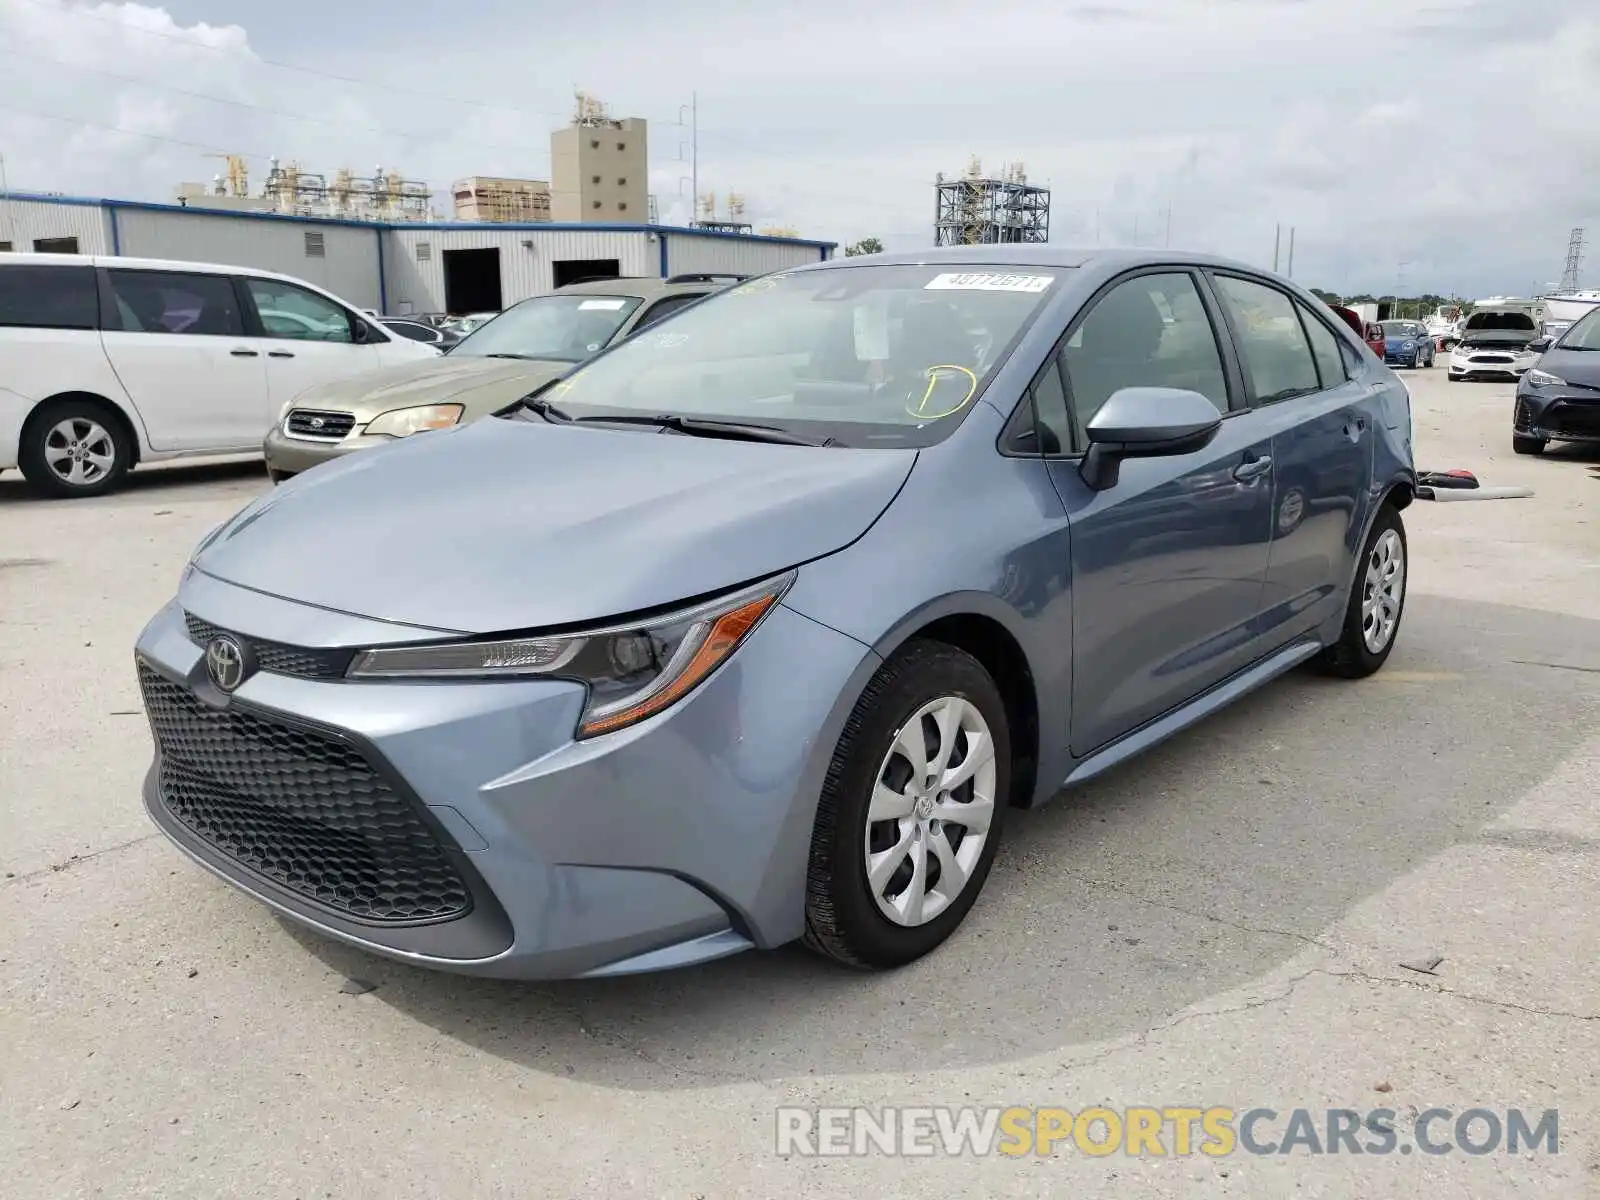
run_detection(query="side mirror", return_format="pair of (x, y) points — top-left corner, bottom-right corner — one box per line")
(1080, 387), (1223, 491)
(1527, 337), (1552, 353)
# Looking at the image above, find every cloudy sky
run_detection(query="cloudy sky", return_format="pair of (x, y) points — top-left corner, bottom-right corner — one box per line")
(1, 0), (1595, 296)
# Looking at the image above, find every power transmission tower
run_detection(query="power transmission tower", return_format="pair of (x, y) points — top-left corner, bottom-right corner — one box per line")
(1558, 227), (1585, 292)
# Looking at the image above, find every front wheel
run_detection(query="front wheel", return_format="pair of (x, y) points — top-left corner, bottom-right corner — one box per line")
(1512, 434), (1546, 456)
(803, 640), (1010, 969)
(1315, 504), (1407, 678)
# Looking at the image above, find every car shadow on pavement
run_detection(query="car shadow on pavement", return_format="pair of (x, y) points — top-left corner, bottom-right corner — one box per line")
(280, 592), (1600, 1091)
(0, 457), (265, 502)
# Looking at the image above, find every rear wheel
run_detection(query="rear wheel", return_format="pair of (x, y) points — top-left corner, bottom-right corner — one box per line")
(18, 398), (132, 499)
(1512, 434), (1546, 456)
(803, 640), (1010, 969)
(1315, 504), (1407, 679)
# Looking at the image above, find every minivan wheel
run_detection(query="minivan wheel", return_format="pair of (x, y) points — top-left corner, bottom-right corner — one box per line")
(803, 639), (1010, 970)
(1315, 504), (1408, 679)
(19, 399), (131, 499)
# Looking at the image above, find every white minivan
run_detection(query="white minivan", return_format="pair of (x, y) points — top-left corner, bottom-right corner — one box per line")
(0, 252), (439, 498)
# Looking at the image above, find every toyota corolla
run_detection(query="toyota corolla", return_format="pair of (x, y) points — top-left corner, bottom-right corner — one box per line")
(135, 248), (1415, 979)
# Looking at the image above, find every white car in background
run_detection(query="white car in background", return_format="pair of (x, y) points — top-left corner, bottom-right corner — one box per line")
(0, 252), (439, 497)
(1448, 301), (1547, 384)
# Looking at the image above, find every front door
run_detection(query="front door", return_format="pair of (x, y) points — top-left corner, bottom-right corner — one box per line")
(1034, 269), (1278, 755)
(1208, 273), (1374, 646)
(99, 267), (269, 451)
(238, 277), (383, 418)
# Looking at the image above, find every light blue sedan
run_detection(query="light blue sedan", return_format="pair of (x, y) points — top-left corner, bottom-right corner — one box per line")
(135, 247), (1416, 979)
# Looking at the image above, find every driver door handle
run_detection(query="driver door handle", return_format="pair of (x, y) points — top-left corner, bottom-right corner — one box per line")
(1233, 453), (1272, 483)
(268, 350), (295, 359)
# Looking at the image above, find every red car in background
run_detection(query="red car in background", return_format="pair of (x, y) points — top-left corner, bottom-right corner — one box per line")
(1331, 304), (1388, 358)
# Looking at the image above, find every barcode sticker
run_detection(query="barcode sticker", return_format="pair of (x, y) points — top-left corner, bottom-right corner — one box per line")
(925, 273), (1054, 293)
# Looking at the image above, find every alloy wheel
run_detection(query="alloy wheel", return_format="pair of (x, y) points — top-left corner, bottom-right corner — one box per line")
(43, 418), (116, 488)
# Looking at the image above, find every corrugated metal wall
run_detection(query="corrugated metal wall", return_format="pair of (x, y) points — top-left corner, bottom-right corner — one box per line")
(0, 199), (112, 254)
(382, 228), (656, 315)
(663, 234), (824, 278)
(111, 208), (382, 309)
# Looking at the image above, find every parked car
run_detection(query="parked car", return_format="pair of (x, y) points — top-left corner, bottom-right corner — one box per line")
(1511, 305), (1600, 454)
(379, 316), (461, 349)
(1328, 305), (1388, 358)
(1379, 319), (1434, 368)
(440, 312), (499, 337)
(0, 253), (439, 498)
(263, 274), (741, 482)
(1449, 303), (1544, 382)
(137, 248), (1415, 980)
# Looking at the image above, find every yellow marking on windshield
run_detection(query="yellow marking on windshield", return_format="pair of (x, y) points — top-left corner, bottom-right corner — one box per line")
(907, 364), (978, 420)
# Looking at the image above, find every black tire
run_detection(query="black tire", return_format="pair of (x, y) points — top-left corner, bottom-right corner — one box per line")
(1315, 504), (1408, 679)
(803, 639), (1011, 969)
(18, 397), (132, 499)
(1512, 434), (1546, 456)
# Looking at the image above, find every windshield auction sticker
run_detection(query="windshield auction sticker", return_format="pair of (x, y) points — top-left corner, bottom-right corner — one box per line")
(925, 273), (1054, 293)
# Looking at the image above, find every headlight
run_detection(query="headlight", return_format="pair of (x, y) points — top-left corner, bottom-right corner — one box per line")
(364, 403), (464, 438)
(1525, 369), (1565, 388)
(346, 572), (795, 738)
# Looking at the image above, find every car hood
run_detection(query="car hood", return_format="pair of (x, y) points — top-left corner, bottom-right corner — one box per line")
(194, 416), (917, 634)
(289, 355), (574, 418)
(1537, 348), (1600, 387)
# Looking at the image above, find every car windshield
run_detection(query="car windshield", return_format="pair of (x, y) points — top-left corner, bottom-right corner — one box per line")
(1380, 321), (1419, 336)
(1554, 308), (1600, 350)
(450, 296), (641, 362)
(525, 264), (1067, 447)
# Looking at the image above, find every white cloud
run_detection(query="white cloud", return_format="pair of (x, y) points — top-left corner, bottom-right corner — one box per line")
(0, 0), (1596, 296)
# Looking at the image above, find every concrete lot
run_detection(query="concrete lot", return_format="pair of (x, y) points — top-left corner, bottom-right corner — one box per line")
(2, 370), (1596, 1198)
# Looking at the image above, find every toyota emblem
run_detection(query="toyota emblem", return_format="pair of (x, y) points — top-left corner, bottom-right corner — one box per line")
(204, 634), (250, 693)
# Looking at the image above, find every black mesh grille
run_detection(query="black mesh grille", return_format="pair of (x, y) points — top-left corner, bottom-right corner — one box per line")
(1544, 402), (1600, 439)
(184, 612), (352, 680)
(285, 409), (356, 439)
(139, 664), (471, 924)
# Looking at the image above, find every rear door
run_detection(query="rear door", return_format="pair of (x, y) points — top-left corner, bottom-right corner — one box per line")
(1036, 268), (1279, 754)
(1207, 272), (1373, 647)
(99, 267), (268, 451)
(237, 276), (384, 414)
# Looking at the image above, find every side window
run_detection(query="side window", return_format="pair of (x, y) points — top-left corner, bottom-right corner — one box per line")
(631, 293), (704, 333)
(1297, 302), (1347, 389)
(106, 270), (243, 337)
(0, 265), (98, 330)
(384, 321), (435, 343)
(1060, 272), (1229, 443)
(1030, 357), (1073, 454)
(244, 278), (355, 343)
(1214, 275), (1320, 403)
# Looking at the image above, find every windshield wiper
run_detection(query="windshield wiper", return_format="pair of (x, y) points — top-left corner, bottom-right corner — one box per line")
(570, 412), (833, 446)
(516, 396), (575, 423)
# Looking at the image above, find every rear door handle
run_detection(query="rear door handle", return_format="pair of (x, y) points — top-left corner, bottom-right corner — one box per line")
(267, 350), (295, 359)
(1233, 454), (1272, 483)
(229, 348), (258, 357)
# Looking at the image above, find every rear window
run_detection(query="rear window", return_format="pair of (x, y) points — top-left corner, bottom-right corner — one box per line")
(0, 265), (98, 330)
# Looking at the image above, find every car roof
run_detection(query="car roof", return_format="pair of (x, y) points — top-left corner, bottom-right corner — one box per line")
(792, 245), (1270, 272)
(0, 250), (338, 289)
(553, 274), (746, 299)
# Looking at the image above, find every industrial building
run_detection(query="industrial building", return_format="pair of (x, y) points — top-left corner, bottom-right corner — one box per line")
(934, 157), (1051, 245)
(0, 191), (834, 314)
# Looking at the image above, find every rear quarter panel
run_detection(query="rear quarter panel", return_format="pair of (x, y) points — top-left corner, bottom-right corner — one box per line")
(0, 327), (145, 466)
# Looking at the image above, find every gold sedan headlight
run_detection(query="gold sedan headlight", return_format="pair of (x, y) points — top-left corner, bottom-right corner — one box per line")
(364, 403), (464, 438)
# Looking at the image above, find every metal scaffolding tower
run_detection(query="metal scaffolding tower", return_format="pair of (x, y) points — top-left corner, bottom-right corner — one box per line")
(1559, 227), (1585, 292)
(933, 157), (1050, 246)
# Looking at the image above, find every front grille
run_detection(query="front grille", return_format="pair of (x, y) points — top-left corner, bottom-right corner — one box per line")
(285, 409), (356, 440)
(1544, 402), (1600, 439)
(139, 664), (471, 924)
(1472, 355), (1513, 364)
(184, 612), (352, 680)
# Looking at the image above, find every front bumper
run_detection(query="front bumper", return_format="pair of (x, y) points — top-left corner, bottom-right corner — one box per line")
(1449, 352), (1537, 381)
(1514, 386), (1600, 443)
(1383, 345), (1425, 365)
(134, 571), (877, 979)
(263, 426), (393, 479)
